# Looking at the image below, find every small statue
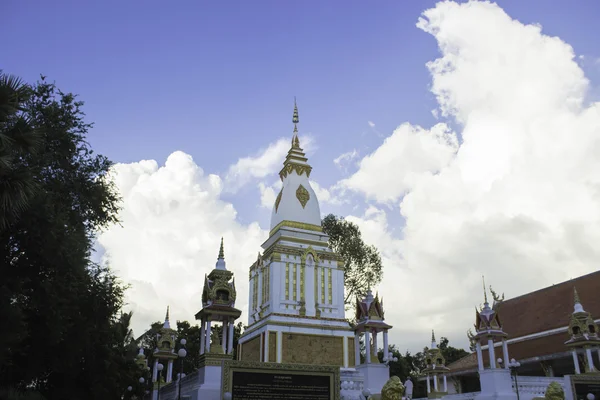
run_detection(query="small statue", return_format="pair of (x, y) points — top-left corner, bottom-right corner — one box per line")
(544, 382), (565, 400)
(381, 376), (404, 400)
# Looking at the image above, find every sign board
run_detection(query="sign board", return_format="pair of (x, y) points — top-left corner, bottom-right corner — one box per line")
(222, 360), (340, 400)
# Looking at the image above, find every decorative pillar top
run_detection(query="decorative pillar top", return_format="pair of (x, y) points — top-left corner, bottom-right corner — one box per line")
(353, 288), (392, 334)
(422, 329), (449, 375)
(565, 286), (600, 350)
(472, 276), (507, 341)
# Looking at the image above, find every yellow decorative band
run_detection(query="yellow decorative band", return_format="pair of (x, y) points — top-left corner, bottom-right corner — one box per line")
(269, 220), (323, 236)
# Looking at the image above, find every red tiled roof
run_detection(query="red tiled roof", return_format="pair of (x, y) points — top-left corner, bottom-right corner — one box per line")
(448, 270), (600, 372)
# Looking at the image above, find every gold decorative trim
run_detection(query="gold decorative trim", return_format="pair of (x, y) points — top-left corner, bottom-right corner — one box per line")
(222, 361), (340, 400)
(296, 184), (310, 208)
(199, 352), (232, 367)
(269, 220), (323, 236)
(279, 163), (313, 181)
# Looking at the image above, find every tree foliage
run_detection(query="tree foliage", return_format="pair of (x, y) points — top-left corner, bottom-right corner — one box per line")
(321, 214), (383, 307)
(0, 74), (136, 399)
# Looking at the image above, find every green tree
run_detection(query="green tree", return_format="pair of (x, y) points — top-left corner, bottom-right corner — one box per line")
(321, 214), (383, 308)
(0, 71), (42, 231)
(0, 74), (133, 399)
(438, 336), (470, 366)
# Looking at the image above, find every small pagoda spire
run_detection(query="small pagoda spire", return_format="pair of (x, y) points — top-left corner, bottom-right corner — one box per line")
(163, 306), (171, 329)
(218, 237), (225, 260)
(215, 237), (227, 270)
(292, 98), (300, 148)
(482, 275), (488, 305)
(431, 329), (437, 348)
(573, 287), (584, 313)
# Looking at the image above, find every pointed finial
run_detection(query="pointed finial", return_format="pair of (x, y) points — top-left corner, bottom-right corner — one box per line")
(482, 275), (488, 304)
(574, 287), (580, 304)
(432, 329), (436, 343)
(165, 305), (170, 322)
(218, 237), (224, 260)
(292, 98), (300, 148)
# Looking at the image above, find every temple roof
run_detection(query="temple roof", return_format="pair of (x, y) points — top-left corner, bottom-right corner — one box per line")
(448, 270), (600, 372)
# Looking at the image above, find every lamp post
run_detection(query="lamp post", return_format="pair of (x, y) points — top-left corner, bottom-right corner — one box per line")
(156, 363), (164, 400)
(383, 351), (398, 366)
(177, 338), (187, 400)
(508, 358), (521, 400)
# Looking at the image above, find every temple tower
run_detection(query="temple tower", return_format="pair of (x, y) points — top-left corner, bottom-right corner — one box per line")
(473, 277), (516, 400)
(353, 289), (393, 395)
(151, 307), (178, 400)
(237, 100), (353, 367)
(565, 287), (599, 374)
(422, 330), (449, 398)
(195, 238), (242, 363)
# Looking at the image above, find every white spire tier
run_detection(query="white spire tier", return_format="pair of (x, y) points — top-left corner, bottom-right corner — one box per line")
(270, 100), (321, 232)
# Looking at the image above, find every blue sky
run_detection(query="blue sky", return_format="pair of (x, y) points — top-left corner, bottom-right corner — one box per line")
(4, 1), (600, 350)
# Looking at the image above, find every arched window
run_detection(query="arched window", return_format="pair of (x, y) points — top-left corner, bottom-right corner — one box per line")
(216, 289), (229, 301)
(589, 325), (596, 334)
(572, 326), (581, 335)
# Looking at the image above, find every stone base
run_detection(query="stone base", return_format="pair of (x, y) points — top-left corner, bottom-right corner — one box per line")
(428, 391), (448, 399)
(475, 369), (517, 400)
(356, 363), (390, 395)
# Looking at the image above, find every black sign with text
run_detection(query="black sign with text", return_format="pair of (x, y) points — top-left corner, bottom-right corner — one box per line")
(231, 370), (331, 400)
(573, 380), (600, 400)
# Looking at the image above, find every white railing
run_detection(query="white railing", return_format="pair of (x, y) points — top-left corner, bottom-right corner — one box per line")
(512, 376), (566, 400)
(340, 369), (365, 400)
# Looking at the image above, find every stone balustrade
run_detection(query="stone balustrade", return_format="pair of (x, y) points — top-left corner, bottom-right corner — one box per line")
(512, 376), (566, 400)
(341, 368), (366, 400)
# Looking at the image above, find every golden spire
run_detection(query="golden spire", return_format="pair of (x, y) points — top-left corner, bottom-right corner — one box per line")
(165, 305), (170, 322)
(482, 275), (488, 304)
(574, 287), (580, 304)
(218, 237), (224, 259)
(292, 98), (300, 148)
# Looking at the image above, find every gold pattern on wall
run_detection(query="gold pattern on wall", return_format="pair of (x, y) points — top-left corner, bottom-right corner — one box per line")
(328, 268), (332, 305)
(314, 266), (318, 307)
(300, 265), (305, 301)
(240, 336), (261, 362)
(274, 189), (283, 212)
(269, 332), (277, 363)
(293, 264), (297, 301)
(252, 275), (258, 311)
(279, 163), (313, 181)
(321, 268), (325, 303)
(296, 184), (310, 208)
(285, 264), (289, 300)
(348, 337), (356, 366)
(282, 333), (344, 366)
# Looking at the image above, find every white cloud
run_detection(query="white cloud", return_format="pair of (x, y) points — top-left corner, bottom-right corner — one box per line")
(338, 123), (458, 203)
(258, 181), (282, 209)
(333, 149), (359, 172)
(368, 121), (376, 128)
(224, 135), (316, 193)
(339, 1), (600, 351)
(98, 151), (267, 337)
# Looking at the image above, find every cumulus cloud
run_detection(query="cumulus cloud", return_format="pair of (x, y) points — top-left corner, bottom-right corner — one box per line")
(342, 0), (600, 351)
(224, 135), (316, 192)
(338, 123), (458, 203)
(98, 151), (267, 336)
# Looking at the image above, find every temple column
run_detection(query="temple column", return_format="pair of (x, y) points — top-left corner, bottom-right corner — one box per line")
(443, 375), (448, 392)
(166, 360), (173, 383)
(365, 331), (371, 364)
(572, 350), (581, 374)
(433, 374), (439, 391)
(152, 359), (158, 382)
(502, 339), (510, 369)
(355, 332), (361, 366)
(228, 321), (235, 355)
(257, 269), (263, 309)
(585, 347), (595, 372)
(373, 330), (378, 355)
(205, 319), (212, 353)
(426, 375), (431, 393)
(383, 330), (389, 359)
(222, 322), (227, 353)
(476, 342), (484, 371)
(200, 318), (205, 354)
(488, 338), (496, 368)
